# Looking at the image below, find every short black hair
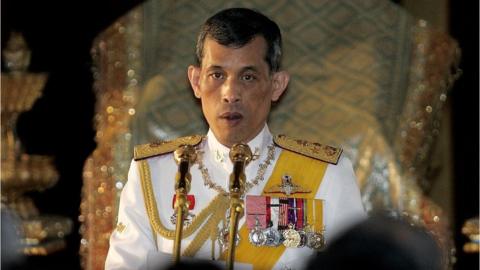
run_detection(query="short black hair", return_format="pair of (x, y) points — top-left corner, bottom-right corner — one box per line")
(195, 8), (282, 72)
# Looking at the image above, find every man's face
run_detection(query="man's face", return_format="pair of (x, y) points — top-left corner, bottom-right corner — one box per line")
(188, 36), (289, 147)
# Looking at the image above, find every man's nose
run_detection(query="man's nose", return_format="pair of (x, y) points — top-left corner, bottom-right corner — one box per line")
(222, 78), (240, 103)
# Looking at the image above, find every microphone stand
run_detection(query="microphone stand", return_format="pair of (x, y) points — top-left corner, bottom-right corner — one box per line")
(226, 144), (252, 270)
(172, 145), (196, 264)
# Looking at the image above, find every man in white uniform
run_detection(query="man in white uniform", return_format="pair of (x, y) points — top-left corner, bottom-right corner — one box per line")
(106, 8), (365, 270)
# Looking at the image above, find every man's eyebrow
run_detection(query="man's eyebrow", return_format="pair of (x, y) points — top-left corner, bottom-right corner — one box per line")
(205, 65), (223, 70)
(205, 65), (261, 73)
(240, 66), (260, 73)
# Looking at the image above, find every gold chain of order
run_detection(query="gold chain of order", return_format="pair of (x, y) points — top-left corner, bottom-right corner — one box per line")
(195, 142), (276, 196)
(138, 159), (227, 240)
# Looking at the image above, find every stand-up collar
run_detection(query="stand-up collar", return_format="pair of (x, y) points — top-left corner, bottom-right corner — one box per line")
(206, 125), (273, 170)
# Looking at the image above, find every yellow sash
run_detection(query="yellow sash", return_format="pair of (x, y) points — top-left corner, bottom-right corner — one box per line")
(225, 149), (328, 270)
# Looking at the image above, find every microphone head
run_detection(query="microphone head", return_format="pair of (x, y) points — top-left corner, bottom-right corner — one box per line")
(229, 143), (253, 165)
(174, 144), (197, 165)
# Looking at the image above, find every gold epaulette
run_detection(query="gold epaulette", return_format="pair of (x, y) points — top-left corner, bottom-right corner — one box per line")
(133, 135), (203, 161)
(273, 134), (342, 165)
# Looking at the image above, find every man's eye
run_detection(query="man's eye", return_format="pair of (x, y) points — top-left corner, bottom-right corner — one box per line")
(242, 74), (255, 81)
(210, 72), (224, 79)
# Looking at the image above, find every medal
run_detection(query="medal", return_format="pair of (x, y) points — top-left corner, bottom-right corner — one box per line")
(249, 229), (266, 246)
(263, 225), (282, 246)
(248, 216), (266, 246)
(282, 223), (301, 248)
(306, 231), (325, 250)
(245, 195), (268, 229)
(217, 226), (240, 250)
(217, 208), (240, 250)
(169, 212), (195, 226)
(248, 216), (267, 247)
(170, 194), (196, 226)
(297, 230), (307, 248)
(305, 199), (325, 250)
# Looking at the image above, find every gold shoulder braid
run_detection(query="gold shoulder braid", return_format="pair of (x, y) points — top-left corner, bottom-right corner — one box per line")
(273, 134), (342, 165)
(134, 135), (203, 161)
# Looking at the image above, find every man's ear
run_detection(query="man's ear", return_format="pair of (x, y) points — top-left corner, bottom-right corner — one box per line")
(188, 65), (201, 98)
(271, 71), (290, 102)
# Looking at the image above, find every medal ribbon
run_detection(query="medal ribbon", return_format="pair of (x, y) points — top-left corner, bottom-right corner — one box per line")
(266, 196), (271, 227)
(305, 198), (323, 232)
(288, 198), (296, 226)
(172, 194), (196, 210)
(296, 198), (304, 230)
(278, 198), (288, 230)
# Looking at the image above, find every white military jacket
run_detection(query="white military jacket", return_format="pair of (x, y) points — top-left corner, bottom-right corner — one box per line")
(105, 126), (365, 270)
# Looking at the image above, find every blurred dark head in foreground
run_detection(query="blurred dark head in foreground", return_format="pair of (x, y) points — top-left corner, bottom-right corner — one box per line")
(164, 260), (222, 270)
(306, 215), (443, 270)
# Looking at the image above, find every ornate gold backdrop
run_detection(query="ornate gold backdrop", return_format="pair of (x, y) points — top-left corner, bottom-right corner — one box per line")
(80, 1), (460, 269)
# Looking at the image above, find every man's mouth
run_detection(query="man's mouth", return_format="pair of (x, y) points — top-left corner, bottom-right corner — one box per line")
(219, 112), (243, 125)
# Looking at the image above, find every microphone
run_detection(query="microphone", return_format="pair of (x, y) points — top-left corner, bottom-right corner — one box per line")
(226, 143), (252, 270)
(229, 143), (253, 194)
(172, 144), (196, 263)
(173, 144), (197, 195)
